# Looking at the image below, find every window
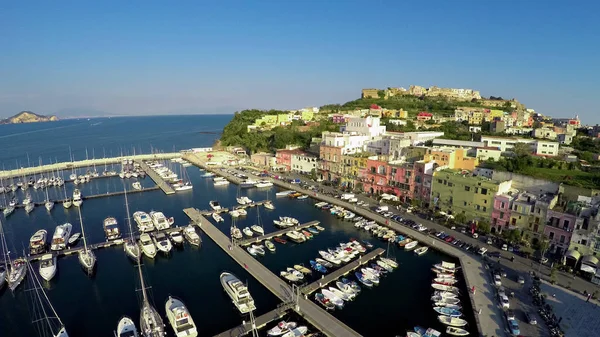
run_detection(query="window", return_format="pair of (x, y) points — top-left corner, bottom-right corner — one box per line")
(549, 232), (555, 239)
(501, 202), (505, 208)
(563, 220), (570, 229)
(464, 201), (467, 206)
(481, 188), (488, 195)
(465, 186), (471, 192)
(484, 199), (487, 204)
(559, 235), (565, 244)
(483, 206), (487, 212)
(438, 179), (443, 184)
(500, 212), (505, 219)
(476, 205), (480, 210)
(448, 183), (453, 187)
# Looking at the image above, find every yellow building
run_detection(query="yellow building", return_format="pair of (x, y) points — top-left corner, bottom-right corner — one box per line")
(362, 88), (379, 99)
(424, 148), (479, 171)
(341, 154), (369, 190)
(468, 111), (484, 125)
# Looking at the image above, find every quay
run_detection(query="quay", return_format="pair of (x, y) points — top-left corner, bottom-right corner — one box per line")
(213, 303), (294, 337)
(198, 200), (269, 216)
(135, 160), (175, 195)
(11, 186), (160, 208)
(238, 220), (320, 246)
(301, 248), (385, 295)
(0, 152), (181, 179)
(184, 207), (362, 337)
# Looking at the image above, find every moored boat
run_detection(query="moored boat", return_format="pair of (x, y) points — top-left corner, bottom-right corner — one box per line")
(116, 316), (139, 337)
(38, 253), (57, 281)
(103, 217), (121, 240)
(446, 327), (469, 336)
(139, 233), (157, 258)
(220, 272), (256, 313)
(165, 296), (198, 337)
(433, 306), (462, 317)
(265, 240), (276, 252)
(29, 229), (47, 255)
(415, 246), (428, 255)
(267, 321), (297, 336)
(51, 224), (73, 251)
(183, 225), (201, 246)
(438, 315), (468, 327)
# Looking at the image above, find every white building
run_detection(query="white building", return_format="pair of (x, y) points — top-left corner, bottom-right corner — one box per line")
(532, 140), (559, 156)
(385, 131), (444, 146)
(475, 147), (502, 161)
(469, 126), (482, 133)
(321, 131), (369, 155)
(480, 136), (559, 156)
(366, 137), (391, 156)
(291, 153), (318, 174)
(344, 116), (386, 139)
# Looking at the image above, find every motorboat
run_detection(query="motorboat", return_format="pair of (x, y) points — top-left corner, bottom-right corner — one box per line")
(247, 246), (259, 256)
(318, 251), (340, 265)
(183, 225), (201, 246)
(336, 281), (358, 296)
(438, 315), (468, 327)
(165, 296), (198, 337)
(342, 278), (362, 293)
(132, 182), (142, 190)
(236, 196), (253, 205)
(434, 261), (458, 273)
(23, 193), (32, 205)
(220, 272), (256, 313)
(404, 240), (419, 251)
(315, 258), (333, 268)
(68, 232), (81, 246)
(380, 258), (398, 268)
(309, 260), (328, 273)
(360, 269), (379, 285)
(433, 306), (462, 317)
(281, 327), (308, 337)
(29, 229), (47, 255)
(376, 260), (393, 272)
(286, 267), (304, 280)
(3, 205), (15, 217)
(103, 217), (121, 240)
(264, 240), (275, 252)
(273, 237), (287, 244)
(133, 211), (155, 232)
(250, 225), (264, 235)
(296, 195), (308, 200)
(230, 227), (243, 240)
(286, 231), (306, 243)
(280, 271), (300, 282)
(8, 258), (27, 291)
(229, 210), (240, 218)
(25, 203), (35, 214)
(38, 254), (57, 281)
(314, 292), (335, 310)
(431, 296), (460, 305)
(250, 244), (265, 255)
(433, 291), (459, 299)
(434, 278), (458, 285)
(73, 189), (83, 207)
(329, 286), (354, 301)
(169, 230), (184, 245)
(152, 232), (172, 255)
(214, 179), (230, 186)
(301, 230), (313, 239)
(355, 273), (373, 288)
(240, 179), (257, 188)
(150, 211), (171, 230)
(139, 233), (157, 258)
(255, 180), (273, 188)
(242, 227), (254, 237)
(116, 316), (139, 337)
(264, 201), (275, 210)
(275, 190), (294, 197)
(209, 200), (221, 210)
(267, 321), (297, 336)
(307, 227), (319, 235)
(415, 246), (429, 255)
(446, 327), (469, 336)
(435, 303), (462, 311)
(321, 289), (344, 309)
(212, 213), (224, 223)
(51, 223), (73, 251)
(45, 200), (54, 212)
(236, 208), (247, 216)
(432, 283), (460, 293)
(315, 225), (325, 231)
(294, 264), (312, 275)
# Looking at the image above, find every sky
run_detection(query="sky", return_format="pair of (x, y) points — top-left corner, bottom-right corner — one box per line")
(0, 0), (599, 122)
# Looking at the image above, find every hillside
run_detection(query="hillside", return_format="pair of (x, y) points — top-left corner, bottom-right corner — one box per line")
(0, 111), (59, 124)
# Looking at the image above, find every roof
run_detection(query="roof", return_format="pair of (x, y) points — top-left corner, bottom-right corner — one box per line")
(276, 149), (305, 155)
(418, 112), (433, 117)
(432, 139), (484, 147)
(477, 146), (502, 151)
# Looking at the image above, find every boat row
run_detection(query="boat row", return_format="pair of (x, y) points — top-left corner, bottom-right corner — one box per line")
(429, 261), (469, 336)
(147, 160), (193, 191)
(133, 210), (174, 233)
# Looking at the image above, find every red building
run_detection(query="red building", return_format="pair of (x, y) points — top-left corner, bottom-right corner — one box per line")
(275, 149), (304, 171)
(362, 156), (416, 203)
(417, 112), (433, 121)
(363, 157), (390, 195)
(331, 114), (347, 124)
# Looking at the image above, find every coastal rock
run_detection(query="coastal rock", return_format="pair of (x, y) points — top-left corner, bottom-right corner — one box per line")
(0, 111), (59, 124)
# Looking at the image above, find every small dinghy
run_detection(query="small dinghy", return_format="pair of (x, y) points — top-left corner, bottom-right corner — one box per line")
(267, 321), (298, 336)
(265, 240), (276, 252)
(438, 315), (468, 327)
(68, 232), (81, 245)
(446, 326), (469, 336)
(433, 306), (462, 317)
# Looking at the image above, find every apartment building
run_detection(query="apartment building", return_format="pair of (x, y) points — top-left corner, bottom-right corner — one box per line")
(423, 148), (479, 171)
(480, 136), (559, 156)
(290, 153), (318, 174)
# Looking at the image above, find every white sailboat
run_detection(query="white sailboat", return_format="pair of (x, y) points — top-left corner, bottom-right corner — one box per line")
(76, 207), (96, 275)
(0, 219), (7, 290)
(1, 219), (27, 291)
(136, 255), (166, 336)
(174, 166), (193, 192)
(123, 189), (141, 262)
(44, 185), (54, 211)
(62, 182), (72, 209)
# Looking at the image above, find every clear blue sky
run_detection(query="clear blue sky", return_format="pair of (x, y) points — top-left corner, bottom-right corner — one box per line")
(1, 0), (598, 122)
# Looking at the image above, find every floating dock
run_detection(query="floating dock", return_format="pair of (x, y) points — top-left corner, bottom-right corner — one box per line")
(184, 208), (361, 337)
(213, 303), (294, 337)
(198, 200), (269, 216)
(135, 160), (175, 195)
(11, 186), (160, 208)
(238, 220), (320, 246)
(301, 248), (385, 294)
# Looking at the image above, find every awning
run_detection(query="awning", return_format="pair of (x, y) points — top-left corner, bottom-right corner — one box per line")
(582, 255), (599, 266)
(564, 250), (581, 261)
(581, 264), (597, 274)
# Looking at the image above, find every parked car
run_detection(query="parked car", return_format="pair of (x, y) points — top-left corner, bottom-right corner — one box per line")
(507, 318), (520, 335)
(500, 268), (507, 277)
(525, 312), (537, 325)
(488, 251), (501, 258)
(472, 233), (479, 239)
(494, 274), (502, 287)
(478, 247), (488, 256)
(487, 238), (493, 245)
(502, 244), (508, 251)
(499, 294), (510, 308)
(517, 276), (525, 284)
(505, 309), (515, 320)
(445, 236), (454, 243)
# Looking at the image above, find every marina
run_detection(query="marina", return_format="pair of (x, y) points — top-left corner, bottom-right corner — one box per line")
(135, 159), (176, 195)
(238, 220), (320, 246)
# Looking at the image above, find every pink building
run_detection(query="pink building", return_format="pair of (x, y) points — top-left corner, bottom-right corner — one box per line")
(491, 194), (512, 233)
(275, 149), (304, 172)
(544, 210), (577, 256)
(331, 114), (347, 124)
(363, 157), (389, 195)
(413, 161), (434, 207)
(388, 162), (415, 203)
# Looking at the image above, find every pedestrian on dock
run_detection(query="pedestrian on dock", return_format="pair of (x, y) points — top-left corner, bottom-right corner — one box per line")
(244, 263), (248, 269)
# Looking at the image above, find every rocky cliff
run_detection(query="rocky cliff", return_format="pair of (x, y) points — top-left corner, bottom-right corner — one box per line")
(0, 111), (59, 124)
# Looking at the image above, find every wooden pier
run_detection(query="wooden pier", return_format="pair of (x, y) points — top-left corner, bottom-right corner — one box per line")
(135, 160), (175, 195)
(198, 200), (269, 216)
(300, 248), (385, 295)
(213, 303), (294, 337)
(238, 220), (320, 246)
(184, 208), (362, 337)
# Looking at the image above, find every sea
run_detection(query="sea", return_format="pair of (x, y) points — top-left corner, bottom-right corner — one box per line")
(0, 115), (477, 337)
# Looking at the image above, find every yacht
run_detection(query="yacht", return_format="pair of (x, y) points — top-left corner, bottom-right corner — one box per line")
(77, 207), (96, 275)
(116, 316), (139, 337)
(209, 200), (221, 210)
(267, 321), (298, 336)
(68, 233), (81, 246)
(139, 233), (157, 258)
(264, 201), (275, 210)
(132, 181), (142, 190)
(8, 258), (27, 291)
(134, 211), (155, 232)
(169, 230), (184, 246)
(150, 211), (170, 230)
(242, 227), (254, 237)
(183, 225), (201, 246)
(220, 272), (256, 313)
(73, 189), (83, 207)
(240, 179), (257, 188)
(212, 213), (224, 223)
(51, 223), (73, 251)
(103, 217), (121, 240)
(152, 232), (172, 255)
(250, 225), (264, 235)
(165, 296), (198, 337)
(38, 254), (57, 281)
(29, 229), (47, 255)
(25, 202), (35, 214)
(285, 231), (306, 243)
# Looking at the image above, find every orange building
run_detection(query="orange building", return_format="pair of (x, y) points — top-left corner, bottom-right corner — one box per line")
(423, 148), (478, 171)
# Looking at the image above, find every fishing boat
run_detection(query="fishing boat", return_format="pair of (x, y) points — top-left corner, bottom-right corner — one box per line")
(446, 327), (469, 336)
(73, 189), (83, 207)
(434, 277), (458, 285)
(139, 233), (157, 258)
(255, 180), (273, 188)
(38, 253), (57, 281)
(134, 211), (155, 232)
(318, 251), (341, 265)
(165, 296), (198, 337)
(51, 223), (73, 251)
(293, 264), (312, 275)
(103, 217), (121, 240)
(433, 306), (462, 317)
(314, 292), (335, 310)
(315, 258), (333, 268)
(116, 316), (139, 337)
(220, 272), (256, 313)
(132, 182), (142, 190)
(415, 246), (428, 255)
(29, 229), (47, 254)
(267, 321), (298, 336)
(355, 272), (374, 287)
(212, 213), (224, 223)
(152, 232), (172, 255)
(242, 227), (254, 237)
(433, 291), (459, 299)
(432, 283), (460, 293)
(434, 261), (458, 273)
(264, 240), (275, 252)
(437, 315), (468, 327)
(329, 286), (355, 301)
(380, 257), (398, 268)
(273, 237), (287, 244)
(77, 207), (96, 275)
(209, 200), (221, 210)
(321, 289), (344, 309)
(275, 190), (294, 197)
(250, 244), (265, 255)
(183, 225), (201, 246)
(150, 211), (171, 230)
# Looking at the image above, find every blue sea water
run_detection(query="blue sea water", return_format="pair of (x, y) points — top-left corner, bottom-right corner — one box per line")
(0, 116), (477, 337)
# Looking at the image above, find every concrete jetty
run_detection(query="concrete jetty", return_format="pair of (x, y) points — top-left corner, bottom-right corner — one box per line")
(213, 303), (294, 337)
(0, 152), (181, 179)
(184, 208), (362, 337)
(135, 160), (175, 195)
(238, 220), (320, 246)
(301, 248), (385, 295)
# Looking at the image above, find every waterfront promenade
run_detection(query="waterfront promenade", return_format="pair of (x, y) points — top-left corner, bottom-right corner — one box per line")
(184, 208), (362, 337)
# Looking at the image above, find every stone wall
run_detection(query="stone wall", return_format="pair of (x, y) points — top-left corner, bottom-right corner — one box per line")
(491, 171), (560, 194)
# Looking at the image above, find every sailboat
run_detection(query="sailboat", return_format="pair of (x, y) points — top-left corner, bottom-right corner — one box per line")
(123, 190), (141, 262)
(0, 220), (7, 290)
(62, 181), (72, 209)
(174, 166), (193, 192)
(76, 207), (96, 275)
(136, 255), (166, 336)
(26, 258), (69, 337)
(1, 219), (27, 291)
(44, 185), (54, 211)
(251, 207), (265, 235)
(264, 189), (275, 210)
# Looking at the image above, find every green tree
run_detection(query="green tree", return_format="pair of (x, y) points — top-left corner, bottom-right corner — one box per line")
(503, 101), (512, 112)
(477, 220), (491, 234)
(454, 212), (467, 224)
(503, 229), (522, 244)
(377, 90), (385, 99)
(513, 143), (531, 157)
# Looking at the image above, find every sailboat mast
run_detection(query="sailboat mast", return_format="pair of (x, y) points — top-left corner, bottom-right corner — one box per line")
(77, 207), (90, 252)
(26, 258), (65, 332)
(0, 219), (10, 271)
(124, 188), (135, 242)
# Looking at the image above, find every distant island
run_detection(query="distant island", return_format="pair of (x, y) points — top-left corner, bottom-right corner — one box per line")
(0, 111), (59, 124)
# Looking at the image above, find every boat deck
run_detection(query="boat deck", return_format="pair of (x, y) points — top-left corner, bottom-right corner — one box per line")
(213, 302), (294, 337)
(135, 160), (175, 195)
(237, 220), (320, 246)
(184, 207), (361, 337)
(198, 200), (269, 216)
(300, 248), (385, 295)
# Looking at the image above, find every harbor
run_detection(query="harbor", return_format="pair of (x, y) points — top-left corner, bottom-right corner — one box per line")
(238, 220), (320, 246)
